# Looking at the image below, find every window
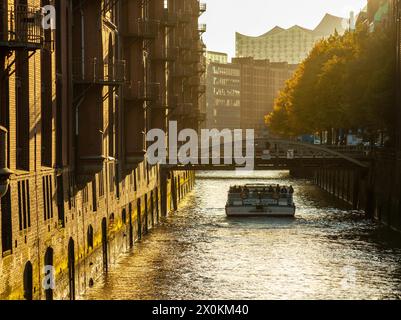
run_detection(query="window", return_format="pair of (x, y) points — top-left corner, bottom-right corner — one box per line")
(133, 170), (137, 191)
(18, 180), (31, 230)
(87, 225), (94, 249)
(82, 185), (89, 205)
(68, 173), (76, 209)
(16, 51), (30, 171)
(92, 179), (97, 212)
(109, 163), (114, 193)
(42, 175), (54, 221)
(99, 171), (105, 198)
(56, 175), (65, 227)
(1, 187), (12, 253)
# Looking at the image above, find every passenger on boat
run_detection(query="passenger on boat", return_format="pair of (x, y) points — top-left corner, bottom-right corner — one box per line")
(287, 185), (294, 205)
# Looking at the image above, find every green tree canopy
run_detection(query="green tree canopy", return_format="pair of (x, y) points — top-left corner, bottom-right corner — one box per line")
(266, 24), (396, 145)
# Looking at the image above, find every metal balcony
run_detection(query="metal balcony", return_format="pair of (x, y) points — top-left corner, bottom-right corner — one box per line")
(177, 10), (193, 24)
(152, 46), (179, 62)
(197, 84), (206, 94)
(161, 9), (178, 27)
(196, 64), (206, 74)
(0, 126), (12, 198)
(195, 111), (207, 122)
(191, 83), (206, 95)
(188, 77), (200, 87)
(76, 130), (106, 186)
(175, 103), (194, 116)
(197, 42), (206, 53)
(72, 58), (126, 85)
(178, 38), (193, 51)
(0, 5), (44, 50)
(171, 65), (192, 78)
(124, 19), (160, 40)
(168, 95), (179, 109)
(199, 2), (207, 15)
(124, 81), (160, 101)
(198, 24), (207, 34)
(183, 52), (199, 64)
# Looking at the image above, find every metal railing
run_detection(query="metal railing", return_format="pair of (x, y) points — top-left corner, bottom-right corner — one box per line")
(0, 5), (44, 48)
(171, 65), (192, 78)
(199, 2), (207, 14)
(178, 38), (193, 50)
(183, 52), (199, 64)
(198, 23), (207, 33)
(124, 81), (160, 101)
(175, 103), (193, 116)
(193, 110), (206, 122)
(153, 46), (179, 61)
(126, 18), (159, 39)
(188, 77), (200, 86)
(196, 64), (206, 74)
(177, 9), (192, 23)
(196, 84), (206, 94)
(197, 42), (206, 53)
(72, 58), (126, 84)
(162, 9), (178, 26)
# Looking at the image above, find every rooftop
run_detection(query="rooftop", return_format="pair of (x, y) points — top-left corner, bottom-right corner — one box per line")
(236, 13), (347, 39)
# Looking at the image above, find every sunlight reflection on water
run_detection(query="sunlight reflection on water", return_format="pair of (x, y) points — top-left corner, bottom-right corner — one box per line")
(83, 171), (401, 300)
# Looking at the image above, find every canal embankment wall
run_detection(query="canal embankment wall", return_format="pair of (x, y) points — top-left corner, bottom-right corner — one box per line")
(291, 156), (401, 232)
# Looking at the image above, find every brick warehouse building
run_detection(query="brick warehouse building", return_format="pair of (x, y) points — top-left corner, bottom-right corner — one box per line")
(0, 0), (206, 300)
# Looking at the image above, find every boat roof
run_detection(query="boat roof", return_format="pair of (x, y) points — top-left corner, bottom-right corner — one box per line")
(230, 184), (292, 188)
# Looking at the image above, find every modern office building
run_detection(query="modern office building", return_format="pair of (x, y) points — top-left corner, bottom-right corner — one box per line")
(205, 55), (297, 134)
(206, 51), (228, 64)
(232, 58), (297, 135)
(236, 13), (349, 64)
(206, 62), (241, 130)
(0, 0), (205, 300)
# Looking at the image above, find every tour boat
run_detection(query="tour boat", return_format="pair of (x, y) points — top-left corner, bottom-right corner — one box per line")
(225, 183), (296, 217)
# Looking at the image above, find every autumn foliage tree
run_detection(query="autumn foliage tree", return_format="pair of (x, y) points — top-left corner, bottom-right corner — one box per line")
(266, 24), (396, 146)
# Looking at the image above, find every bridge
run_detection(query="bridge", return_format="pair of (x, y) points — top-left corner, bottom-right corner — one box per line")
(160, 138), (372, 171)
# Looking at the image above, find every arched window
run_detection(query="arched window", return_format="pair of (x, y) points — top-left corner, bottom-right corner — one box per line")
(23, 261), (33, 300)
(44, 247), (54, 300)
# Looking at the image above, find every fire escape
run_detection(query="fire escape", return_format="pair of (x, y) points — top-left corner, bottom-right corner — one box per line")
(0, 4), (44, 197)
(121, 0), (161, 169)
(171, 1), (207, 128)
(149, 7), (179, 113)
(73, 0), (126, 185)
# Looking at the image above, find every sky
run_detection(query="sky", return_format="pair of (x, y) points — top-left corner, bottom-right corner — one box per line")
(199, 0), (367, 58)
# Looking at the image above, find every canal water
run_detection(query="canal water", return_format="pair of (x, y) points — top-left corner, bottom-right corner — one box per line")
(84, 171), (401, 300)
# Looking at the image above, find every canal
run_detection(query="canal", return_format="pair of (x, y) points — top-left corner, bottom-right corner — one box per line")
(83, 171), (401, 300)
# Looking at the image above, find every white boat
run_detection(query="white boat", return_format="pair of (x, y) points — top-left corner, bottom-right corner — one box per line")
(225, 183), (296, 217)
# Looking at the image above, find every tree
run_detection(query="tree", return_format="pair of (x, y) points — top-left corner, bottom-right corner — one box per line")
(266, 23), (396, 146)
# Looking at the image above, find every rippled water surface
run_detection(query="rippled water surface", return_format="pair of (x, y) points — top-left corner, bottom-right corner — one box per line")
(84, 171), (401, 300)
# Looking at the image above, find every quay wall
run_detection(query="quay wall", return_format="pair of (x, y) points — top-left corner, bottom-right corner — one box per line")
(0, 164), (195, 300)
(291, 158), (401, 232)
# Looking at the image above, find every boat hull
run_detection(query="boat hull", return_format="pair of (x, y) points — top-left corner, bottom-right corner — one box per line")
(225, 205), (295, 217)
